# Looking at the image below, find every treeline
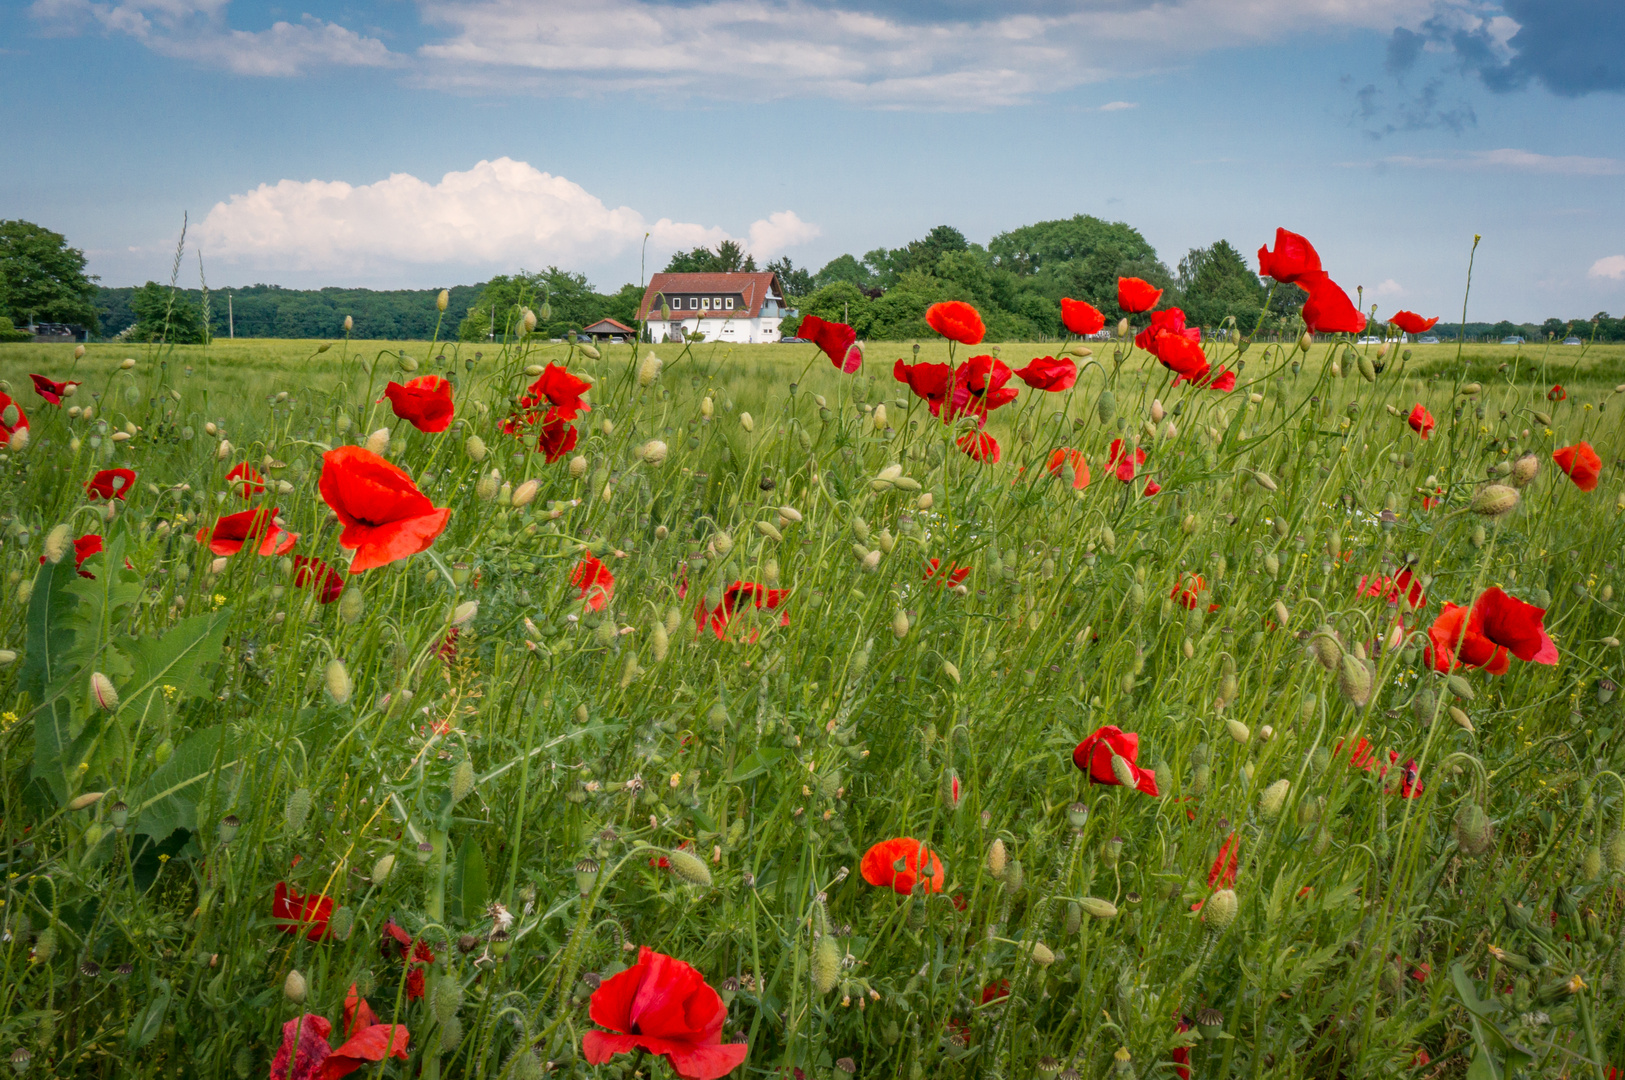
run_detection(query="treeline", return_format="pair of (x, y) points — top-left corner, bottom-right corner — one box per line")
(95, 283), (486, 342)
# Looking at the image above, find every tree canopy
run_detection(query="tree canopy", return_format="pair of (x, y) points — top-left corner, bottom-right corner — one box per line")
(128, 281), (207, 344)
(664, 240), (756, 274)
(0, 220), (101, 331)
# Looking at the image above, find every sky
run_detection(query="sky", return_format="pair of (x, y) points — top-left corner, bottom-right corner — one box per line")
(3, 0), (1624, 322)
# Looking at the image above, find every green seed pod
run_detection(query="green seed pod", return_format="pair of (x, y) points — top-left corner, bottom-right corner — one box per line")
(812, 935), (841, 995)
(432, 974), (464, 1026)
(285, 788), (312, 832)
(331, 905), (355, 942)
(667, 847), (712, 887)
(1097, 391), (1117, 425)
(1065, 902), (1083, 935)
(450, 760), (475, 804)
(1454, 802), (1495, 857)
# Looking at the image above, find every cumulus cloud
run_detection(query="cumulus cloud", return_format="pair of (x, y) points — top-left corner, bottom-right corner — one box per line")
(1098, 101), (1138, 111)
(1373, 279), (1404, 296)
(1371, 148), (1625, 175)
(1590, 255), (1625, 281)
(194, 157), (817, 277)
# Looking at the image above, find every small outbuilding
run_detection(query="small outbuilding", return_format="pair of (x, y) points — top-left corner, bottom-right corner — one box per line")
(580, 318), (637, 344)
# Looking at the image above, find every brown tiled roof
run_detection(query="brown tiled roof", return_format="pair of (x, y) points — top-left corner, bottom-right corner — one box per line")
(582, 317), (636, 334)
(639, 272), (781, 320)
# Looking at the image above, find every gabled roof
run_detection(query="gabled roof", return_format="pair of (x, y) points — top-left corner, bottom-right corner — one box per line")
(639, 271), (781, 320)
(581, 317), (635, 335)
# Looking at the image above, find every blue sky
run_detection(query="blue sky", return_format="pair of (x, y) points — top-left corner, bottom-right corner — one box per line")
(4, 0), (1623, 322)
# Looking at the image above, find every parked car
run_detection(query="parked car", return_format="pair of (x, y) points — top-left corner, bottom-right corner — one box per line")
(1563, 336), (1583, 345)
(1356, 336), (1384, 345)
(1500, 336), (1525, 345)
(778, 336), (808, 344)
(1416, 335), (1440, 344)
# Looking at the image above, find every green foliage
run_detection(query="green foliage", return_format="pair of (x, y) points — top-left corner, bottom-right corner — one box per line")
(664, 239), (756, 274)
(1177, 240), (1269, 330)
(0, 219), (101, 332)
(128, 281), (207, 345)
(99, 283), (484, 342)
(765, 256), (813, 300)
(458, 270), (635, 342)
(0, 317), (32, 343)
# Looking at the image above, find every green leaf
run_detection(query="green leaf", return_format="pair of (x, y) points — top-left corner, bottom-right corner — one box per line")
(459, 840), (488, 920)
(125, 979), (172, 1050)
(1451, 961), (1489, 1017)
(727, 747), (787, 783)
(131, 725), (237, 840)
(25, 556), (89, 802)
(115, 609), (233, 728)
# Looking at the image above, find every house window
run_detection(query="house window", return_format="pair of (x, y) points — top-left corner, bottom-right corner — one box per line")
(688, 297), (698, 309)
(713, 297), (723, 309)
(725, 297), (734, 310)
(701, 297), (711, 310)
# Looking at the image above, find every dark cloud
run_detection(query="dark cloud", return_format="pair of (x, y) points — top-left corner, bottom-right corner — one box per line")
(1352, 76), (1476, 138)
(1384, 27), (1424, 77)
(1425, 0), (1625, 97)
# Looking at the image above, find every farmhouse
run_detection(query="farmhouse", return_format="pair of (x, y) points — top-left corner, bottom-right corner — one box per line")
(639, 271), (790, 344)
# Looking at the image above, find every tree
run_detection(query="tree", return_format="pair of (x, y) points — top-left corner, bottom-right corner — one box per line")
(664, 240), (756, 274)
(1176, 240), (1267, 330)
(988, 215), (1157, 276)
(128, 282), (205, 344)
(0, 220), (100, 332)
(765, 257), (812, 300)
(812, 254), (874, 291)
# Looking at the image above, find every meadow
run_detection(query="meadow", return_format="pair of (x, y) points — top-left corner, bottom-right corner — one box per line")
(0, 291), (1622, 1080)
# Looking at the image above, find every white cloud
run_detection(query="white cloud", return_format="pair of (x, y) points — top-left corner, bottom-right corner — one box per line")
(194, 157), (816, 276)
(1590, 255), (1625, 280)
(1098, 101), (1138, 111)
(1375, 148), (1625, 176)
(1372, 278), (1404, 296)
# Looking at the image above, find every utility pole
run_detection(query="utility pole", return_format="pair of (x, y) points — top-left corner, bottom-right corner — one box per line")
(228, 292), (234, 339)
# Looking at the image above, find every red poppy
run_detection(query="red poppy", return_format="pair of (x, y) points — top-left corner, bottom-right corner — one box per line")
(39, 534), (106, 578)
(1134, 308), (1199, 355)
(860, 837), (945, 895)
(1046, 448), (1091, 490)
(537, 416), (581, 462)
(1387, 311), (1439, 335)
(570, 555), (615, 611)
(981, 980), (1010, 1005)
(1117, 277), (1163, 314)
(582, 946), (748, 1080)
(380, 375), (455, 434)
(1358, 568), (1426, 610)
(1422, 486), (1445, 510)
(1153, 333), (1214, 383)
(1547, 385), (1566, 402)
(1173, 1016), (1193, 1080)
(925, 300), (985, 345)
(1106, 439), (1146, 482)
(1061, 297), (1106, 336)
(695, 581), (789, 641)
(893, 359), (953, 417)
(272, 882), (333, 941)
(293, 555), (345, 604)
(226, 462), (266, 497)
(1012, 355), (1076, 392)
(380, 919), (435, 1000)
(799, 314), (862, 373)
(523, 363), (592, 423)
(321, 984), (411, 1080)
(319, 446), (450, 574)
(1170, 573), (1219, 612)
(1338, 737), (1376, 771)
(197, 507), (298, 557)
(950, 355), (1019, 420)
(1389, 752), (1424, 799)
(1256, 228), (1322, 284)
(1071, 725), (1159, 796)
(1553, 442), (1601, 492)
(956, 430), (1000, 463)
(923, 558), (971, 586)
(1299, 272), (1367, 335)
(1208, 833), (1239, 889)
(29, 373), (79, 405)
(0, 391), (29, 446)
(84, 468), (136, 500)
(1424, 586), (1558, 676)
(1407, 404), (1434, 440)
(270, 1013), (334, 1080)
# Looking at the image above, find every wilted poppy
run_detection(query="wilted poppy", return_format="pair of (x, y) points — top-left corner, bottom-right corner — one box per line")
(1106, 439), (1146, 482)
(570, 555), (615, 611)
(1117, 277), (1163, 314)
(1387, 311), (1438, 335)
(582, 946), (749, 1080)
(29, 373), (78, 405)
(1046, 448), (1091, 490)
(860, 837), (945, 895)
(1061, 297), (1106, 336)
(293, 555), (345, 604)
(380, 376), (455, 433)
(1012, 355), (1076, 391)
(1071, 725), (1159, 796)
(1299, 272), (1367, 335)
(950, 355), (1019, 420)
(1358, 568), (1426, 610)
(270, 1013), (334, 1080)
(1407, 404), (1434, 440)
(1547, 385), (1566, 402)
(319, 446), (450, 574)
(923, 558), (971, 586)
(0, 391), (28, 446)
(85, 468), (136, 500)
(893, 359), (953, 417)
(956, 430), (1000, 463)
(320, 984), (411, 1080)
(696, 581), (789, 641)
(925, 300), (985, 345)
(1425, 586), (1558, 676)
(799, 314), (862, 373)
(272, 882), (333, 941)
(1256, 228), (1322, 284)
(226, 462), (266, 497)
(197, 507), (298, 557)
(1553, 442), (1601, 492)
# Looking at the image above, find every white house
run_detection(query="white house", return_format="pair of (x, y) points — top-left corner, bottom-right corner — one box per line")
(638, 271), (790, 344)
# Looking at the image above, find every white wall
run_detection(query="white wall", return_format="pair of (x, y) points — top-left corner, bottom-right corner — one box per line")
(646, 317), (783, 344)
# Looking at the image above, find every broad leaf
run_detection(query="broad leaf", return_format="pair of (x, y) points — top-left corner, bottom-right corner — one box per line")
(26, 556), (88, 802)
(728, 747), (787, 783)
(131, 725), (237, 840)
(115, 609), (233, 728)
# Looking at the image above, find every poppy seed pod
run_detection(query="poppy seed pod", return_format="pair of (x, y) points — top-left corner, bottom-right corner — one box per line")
(325, 658), (352, 704)
(1338, 654), (1374, 707)
(666, 847), (712, 886)
(1203, 888), (1238, 931)
(574, 857), (599, 897)
(1078, 897), (1118, 919)
(1259, 779), (1290, 820)
(1470, 484), (1520, 519)
(89, 671), (118, 711)
(372, 853), (395, 884)
(812, 934), (841, 994)
(284, 968), (307, 1002)
(987, 838), (1007, 879)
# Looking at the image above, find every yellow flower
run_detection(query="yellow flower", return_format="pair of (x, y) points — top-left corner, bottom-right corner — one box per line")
(212, 594), (227, 609)
(161, 684), (178, 700)
(158, 853), (170, 863)
(0, 711), (17, 731)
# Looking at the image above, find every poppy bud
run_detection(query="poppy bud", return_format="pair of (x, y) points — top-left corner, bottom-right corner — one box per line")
(511, 479), (539, 508)
(1097, 391), (1116, 425)
(7, 426), (27, 452)
(987, 837), (1007, 879)
(1003, 858), (1025, 894)
(325, 658), (352, 704)
(67, 791), (104, 811)
(667, 847), (712, 886)
(1446, 675), (1474, 701)
(1448, 706), (1473, 732)
(1309, 628), (1342, 672)
(341, 314), (353, 332)
(1116, 318), (1129, 339)
(431, 972), (463, 1026)
(372, 853), (396, 884)
(1338, 653), (1373, 707)
(89, 671), (118, 711)
(1298, 333), (1312, 352)
(1583, 846), (1602, 881)
(651, 621), (669, 662)
(330, 905), (355, 942)
(518, 308), (537, 335)
(1078, 897), (1118, 919)
(284, 969), (307, 1002)
(1024, 940), (1056, 966)
(336, 586), (363, 625)
(1259, 779), (1290, 820)
(1469, 484), (1519, 519)
(1151, 398), (1165, 423)
(812, 934), (841, 995)
(1110, 752), (1137, 788)
(475, 471), (499, 501)
(435, 288), (449, 313)
(451, 760), (475, 804)
(1357, 354), (1376, 383)
(1263, 552), (1280, 579)
(891, 609), (910, 639)
(942, 660), (960, 684)
(712, 531), (734, 557)
(1607, 831), (1625, 873)
(1225, 718), (1250, 744)
(1454, 802), (1494, 856)
(284, 787), (312, 831)
(1064, 902), (1083, 935)
(1252, 470), (1278, 492)
(1203, 888), (1238, 931)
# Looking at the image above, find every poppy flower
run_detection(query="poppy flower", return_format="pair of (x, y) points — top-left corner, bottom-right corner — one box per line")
(1424, 586), (1558, 676)
(84, 468), (136, 500)
(1173, 1016), (1193, 1080)
(582, 945), (749, 1080)
(695, 581), (789, 641)
(226, 462), (266, 497)
(1142, 477), (1163, 497)
(893, 359), (952, 417)
(293, 555), (345, 604)
(1117, 277), (1163, 314)
(1012, 355), (1076, 392)
(1422, 486), (1445, 510)
(570, 555), (615, 611)
(321, 984), (410, 1080)
(0, 391), (28, 446)
(29, 373), (78, 405)
(318, 446), (451, 574)
(1153, 334), (1213, 383)
(39, 534), (106, 578)
(1106, 439), (1146, 482)
(1407, 404), (1434, 440)
(950, 355), (1019, 420)
(1553, 442), (1601, 492)
(522, 363), (593, 424)
(380, 376), (455, 434)
(1299, 272), (1367, 335)
(1171, 573), (1219, 612)
(1547, 385), (1566, 402)
(799, 314), (862, 373)
(197, 507), (298, 557)
(860, 837), (945, 895)
(270, 1013), (334, 1080)
(1358, 569), (1425, 610)
(925, 300), (985, 345)
(1071, 724), (1159, 796)
(981, 979), (1011, 1005)
(956, 430), (1000, 463)
(380, 919), (435, 1000)
(923, 558), (971, 586)
(272, 882), (333, 942)
(1134, 308), (1199, 355)
(1338, 737), (1376, 771)
(1061, 297), (1106, 336)
(536, 416), (581, 462)
(1387, 752), (1424, 799)
(1046, 448), (1091, 490)
(1387, 311), (1438, 335)
(1208, 833), (1239, 889)
(1256, 228), (1322, 284)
